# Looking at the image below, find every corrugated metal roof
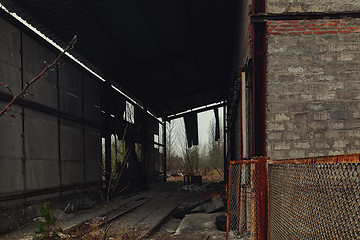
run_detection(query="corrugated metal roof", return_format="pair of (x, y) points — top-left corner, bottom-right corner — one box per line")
(0, 0), (237, 117)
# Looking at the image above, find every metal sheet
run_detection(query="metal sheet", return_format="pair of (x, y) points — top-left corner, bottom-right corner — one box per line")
(0, 16), (21, 68)
(60, 119), (83, 161)
(25, 159), (60, 190)
(59, 89), (82, 118)
(22, 34), (57, 109)
(0, 62), (21, 95)
(58, 59), (82, 117)
(24, 109), (58, 160)
(0, 101), (22, 159)
(61, 161), (84, 185)
(84, 101), (100, 123)
(58, 60), (82, 94)
(84, 127), (102, 182)
(83, 73), (100, 104)
(0, 159), (24, 194)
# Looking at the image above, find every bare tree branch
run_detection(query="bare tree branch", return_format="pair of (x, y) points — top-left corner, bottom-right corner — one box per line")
(0, 35), (77, 117)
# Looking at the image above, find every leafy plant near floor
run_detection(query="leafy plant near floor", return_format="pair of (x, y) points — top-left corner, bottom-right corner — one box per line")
(33, 202), (63, 240)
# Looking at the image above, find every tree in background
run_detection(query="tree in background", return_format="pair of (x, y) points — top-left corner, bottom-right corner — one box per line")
(207, 118), (224, 170)
(166, 120), (178, 173)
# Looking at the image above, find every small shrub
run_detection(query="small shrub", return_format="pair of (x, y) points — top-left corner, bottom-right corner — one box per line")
(33, 202), (63, 240)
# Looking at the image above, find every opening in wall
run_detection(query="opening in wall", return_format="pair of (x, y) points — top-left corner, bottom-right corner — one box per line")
(124, 101), (134, 124)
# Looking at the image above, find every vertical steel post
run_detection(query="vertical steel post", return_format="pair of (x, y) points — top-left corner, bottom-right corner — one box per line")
(250, 163), (256, 239)
(226, 163), (233, 240)
(223, 104), (227, 184)
(143, 108), (149, 185)
(163, 121), (167, 182)
(257, 157), (269, 240)
(103, 80), (112, 186)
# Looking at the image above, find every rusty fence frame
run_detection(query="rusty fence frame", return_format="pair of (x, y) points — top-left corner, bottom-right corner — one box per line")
(226, 153), (360, 240)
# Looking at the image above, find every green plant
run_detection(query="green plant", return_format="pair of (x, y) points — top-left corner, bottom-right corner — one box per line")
(34, 202), (63, 240)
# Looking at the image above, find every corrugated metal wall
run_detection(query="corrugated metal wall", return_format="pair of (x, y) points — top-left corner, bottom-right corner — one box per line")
(0, 13), (164, 232)
(0, 15), (103, 231)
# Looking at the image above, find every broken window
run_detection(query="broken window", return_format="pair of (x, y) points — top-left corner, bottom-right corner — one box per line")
(124, 101), (134, 124)
(111, 134), (126, 174)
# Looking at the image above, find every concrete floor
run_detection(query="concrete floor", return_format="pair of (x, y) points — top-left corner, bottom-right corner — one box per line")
(1, 181), (226, 239)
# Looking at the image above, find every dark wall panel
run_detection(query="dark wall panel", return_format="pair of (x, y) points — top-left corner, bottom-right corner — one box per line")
(84, 126), (102, 182)
(59, 60), (83, 118)
(22, 34), (57, 109)
(0, 101), (24, 195)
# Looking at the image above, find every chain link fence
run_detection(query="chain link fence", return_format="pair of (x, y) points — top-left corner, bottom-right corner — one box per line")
(227, 154), (360, 240)
(227, 161), (259, 240)
(268, 155), (360, 240)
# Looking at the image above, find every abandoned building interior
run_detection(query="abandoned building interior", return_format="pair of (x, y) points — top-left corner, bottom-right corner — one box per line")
(1, 0), (360, 239)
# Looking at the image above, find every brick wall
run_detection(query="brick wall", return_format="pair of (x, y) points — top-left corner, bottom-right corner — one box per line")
(266, 18), (360, 160)
(266, 0), (360, 14)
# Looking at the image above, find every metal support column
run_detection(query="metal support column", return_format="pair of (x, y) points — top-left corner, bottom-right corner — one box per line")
(257, 157), (269, 240)
(163, 121), (167, 182)
(223, 104), (228, 184)
(103, 80), (112, 187)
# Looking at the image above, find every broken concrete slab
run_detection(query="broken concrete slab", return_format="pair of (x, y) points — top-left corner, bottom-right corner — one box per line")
(203, 195), (224, 213)
(174, 212), (226, 240)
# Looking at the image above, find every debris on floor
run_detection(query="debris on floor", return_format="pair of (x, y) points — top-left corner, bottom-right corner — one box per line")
(174, 212), (226, 239)
(1, 182), (227, 240)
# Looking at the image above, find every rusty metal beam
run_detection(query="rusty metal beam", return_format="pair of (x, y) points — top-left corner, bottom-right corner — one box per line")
(0, 181), (102, 201)
(251, 12), (360, 23)
(165, 102), (226, 121)
(268, 153), (360, 165)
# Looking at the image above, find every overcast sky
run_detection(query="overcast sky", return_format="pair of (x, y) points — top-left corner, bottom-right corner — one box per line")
(168, 107), (224, 155)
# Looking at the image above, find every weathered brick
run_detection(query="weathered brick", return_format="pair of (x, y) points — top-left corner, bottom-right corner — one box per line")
(328, 122), (344, 130)
(267, 132), (282, 140)
(309, 121), (326, 130)
(289, 150), (305, 158)
(267, 122), (286, 131)
(315, 92), (336, 101)
(329, 150), (345, 155)
(326, 82), (344, 90)
(325, 130), (340, 139)
(266, 18), (360, 159)
(294, 142), (311, 149)
(313, 112), (331, 120)
(346, 129), (360, 137)
(333, 140), (348, 148)
(313, 141), (330, 149)
(287, 66), (305, 74)
(283, 132), (301, 140)
(337, 52), (355, 61)
(353, 111), (360, 118)
(320, 53), (334, 61)
(275, 142), (291, 150)
(275, 113), (290, 121)
(328, 43), (346, 51)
